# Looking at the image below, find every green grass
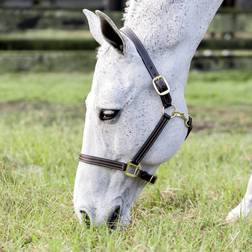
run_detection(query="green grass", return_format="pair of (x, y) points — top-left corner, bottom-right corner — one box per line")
(188, 71), (252, 106)
(0, 73), (92, 104)
(1, 71), (252, 251)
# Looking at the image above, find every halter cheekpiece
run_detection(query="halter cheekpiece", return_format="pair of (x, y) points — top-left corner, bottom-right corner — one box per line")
(79, 27), (192, 184)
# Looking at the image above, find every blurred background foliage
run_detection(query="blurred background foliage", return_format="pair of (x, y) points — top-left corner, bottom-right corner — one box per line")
(0, 0), (251, 72)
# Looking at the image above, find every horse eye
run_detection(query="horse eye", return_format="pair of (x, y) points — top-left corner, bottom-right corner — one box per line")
(99, 109), (120, 121)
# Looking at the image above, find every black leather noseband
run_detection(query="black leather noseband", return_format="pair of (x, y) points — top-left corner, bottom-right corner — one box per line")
(79, 27), (192, 184)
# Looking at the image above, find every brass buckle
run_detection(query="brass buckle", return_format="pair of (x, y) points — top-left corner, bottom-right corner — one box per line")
(152, 75), (170, 96)
(125, 162), (141, 178)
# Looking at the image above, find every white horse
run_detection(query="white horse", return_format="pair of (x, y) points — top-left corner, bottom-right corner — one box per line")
(74, 0), (246, 227)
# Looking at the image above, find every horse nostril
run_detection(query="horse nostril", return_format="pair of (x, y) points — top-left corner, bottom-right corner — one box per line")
(107, 206), (121, 230)
(80, 210), (91, 227)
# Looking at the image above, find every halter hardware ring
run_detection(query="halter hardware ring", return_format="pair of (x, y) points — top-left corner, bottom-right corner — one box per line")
(152, 75), (170, 96)
(162, 104), (176, 116)
(125, 161), (141, 178)
(171, 111), (190, 128)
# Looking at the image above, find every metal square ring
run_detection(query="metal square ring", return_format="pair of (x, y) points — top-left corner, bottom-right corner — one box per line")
(125, 162), (141, 178)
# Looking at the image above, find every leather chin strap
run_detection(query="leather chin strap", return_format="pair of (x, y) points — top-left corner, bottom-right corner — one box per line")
(79, 27), (193, 184)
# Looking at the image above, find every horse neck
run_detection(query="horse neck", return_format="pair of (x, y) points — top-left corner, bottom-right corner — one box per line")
(124, 0), (223, 51)
(124, 0), (223, 86)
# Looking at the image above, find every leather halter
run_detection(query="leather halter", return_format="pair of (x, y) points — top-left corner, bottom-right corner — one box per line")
(79, 27), (192, 184)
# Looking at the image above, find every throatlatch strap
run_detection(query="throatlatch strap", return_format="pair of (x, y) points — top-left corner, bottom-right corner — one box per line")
(122, 27), (172, 108)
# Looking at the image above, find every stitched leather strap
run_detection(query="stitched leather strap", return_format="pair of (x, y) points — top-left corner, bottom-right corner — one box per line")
(79, 154), (157, 184)
(79, 114), (191, 184)
(122, 27), (172, 108)
(131, 113), (171, 165)
(79, 114), (171, 184)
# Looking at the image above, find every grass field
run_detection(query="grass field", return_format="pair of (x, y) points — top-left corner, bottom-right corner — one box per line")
(1, 71), (252, 251)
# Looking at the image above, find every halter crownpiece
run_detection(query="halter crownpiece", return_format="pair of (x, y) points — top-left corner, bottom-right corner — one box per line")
(79, 27), (192, 184)
(122, 27), (173, 109)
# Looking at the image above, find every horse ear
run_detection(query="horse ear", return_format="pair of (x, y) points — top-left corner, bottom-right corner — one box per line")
(95, 10), (125, 54)
(82, 9), (104, 45)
